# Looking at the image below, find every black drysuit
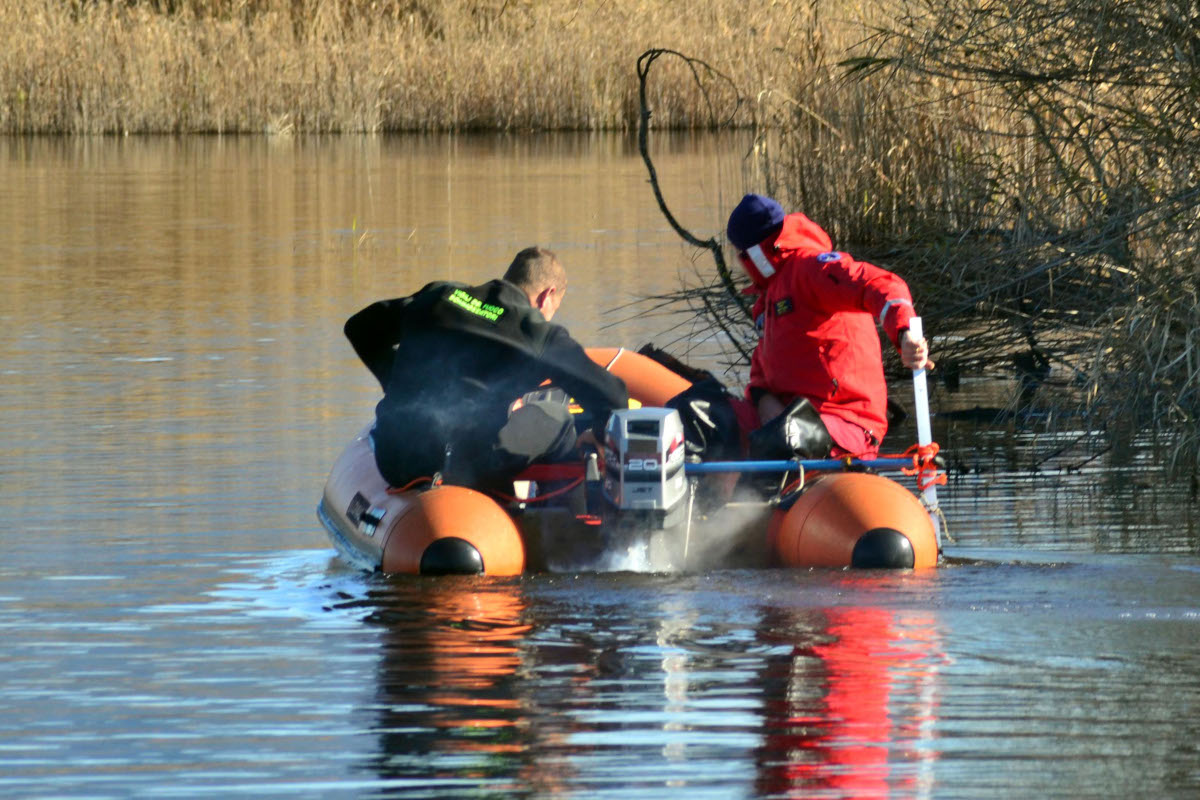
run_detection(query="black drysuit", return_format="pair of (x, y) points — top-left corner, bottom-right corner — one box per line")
(344, 279), (628, 489)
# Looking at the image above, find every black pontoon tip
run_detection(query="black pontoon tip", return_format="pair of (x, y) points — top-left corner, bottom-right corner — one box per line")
(420, 537), (485, 575)
(851, 527), (915, 569)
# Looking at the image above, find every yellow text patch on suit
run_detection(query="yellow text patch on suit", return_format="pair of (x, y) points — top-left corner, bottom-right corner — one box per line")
(448, 289), (506, 323)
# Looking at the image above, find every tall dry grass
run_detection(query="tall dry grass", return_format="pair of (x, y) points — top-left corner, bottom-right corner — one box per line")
(1, 0), (810, 133)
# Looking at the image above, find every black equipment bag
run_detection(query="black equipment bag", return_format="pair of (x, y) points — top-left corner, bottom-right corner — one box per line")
(747, 396), (833, 461)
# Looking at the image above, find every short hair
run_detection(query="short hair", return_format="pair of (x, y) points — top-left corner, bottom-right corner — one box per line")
(503, 247), (566, 294)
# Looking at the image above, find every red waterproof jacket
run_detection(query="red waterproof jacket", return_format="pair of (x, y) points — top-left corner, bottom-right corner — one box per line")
(744, 213), (915, 450)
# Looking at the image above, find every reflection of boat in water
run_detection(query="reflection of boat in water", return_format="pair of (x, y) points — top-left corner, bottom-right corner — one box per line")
(350, 573), (945, 794)
(753, 596), (945, 797)
(317, 348), (941, 575)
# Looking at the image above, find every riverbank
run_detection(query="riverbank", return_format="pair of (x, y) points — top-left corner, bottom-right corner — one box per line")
(1, 0), (830, 134)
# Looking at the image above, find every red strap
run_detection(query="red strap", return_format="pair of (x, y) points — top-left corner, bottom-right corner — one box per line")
(513, 462), (586, 482)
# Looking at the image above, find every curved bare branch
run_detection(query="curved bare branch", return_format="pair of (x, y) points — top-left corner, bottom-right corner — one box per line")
(636, 48), (752, 320)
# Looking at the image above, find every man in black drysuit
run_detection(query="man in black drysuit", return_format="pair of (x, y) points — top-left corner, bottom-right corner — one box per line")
(344, 246), (628, 491)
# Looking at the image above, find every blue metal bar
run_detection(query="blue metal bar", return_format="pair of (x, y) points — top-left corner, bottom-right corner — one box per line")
(685, 457), (914, 474)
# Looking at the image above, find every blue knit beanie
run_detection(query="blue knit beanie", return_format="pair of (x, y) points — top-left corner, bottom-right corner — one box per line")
(726, 193), (785, 250)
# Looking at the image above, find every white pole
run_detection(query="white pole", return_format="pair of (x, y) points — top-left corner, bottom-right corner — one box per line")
(907, 317), (942, 550)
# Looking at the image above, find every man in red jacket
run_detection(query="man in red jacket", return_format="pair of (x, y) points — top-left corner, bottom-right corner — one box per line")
(726, 194), (933, 457)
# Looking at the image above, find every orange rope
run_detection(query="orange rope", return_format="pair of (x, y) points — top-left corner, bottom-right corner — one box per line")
(488, 475), (585, 505)
(386, 476), (435, 494)
(386, 468), (588, 503)
(900, 442), (947, 492)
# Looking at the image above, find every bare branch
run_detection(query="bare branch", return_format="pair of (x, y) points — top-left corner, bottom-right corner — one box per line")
(636, 49), (751, 320)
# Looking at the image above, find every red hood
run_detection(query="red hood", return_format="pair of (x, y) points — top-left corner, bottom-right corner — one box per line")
(776, 212), (834, 255)
(738, 213), (835, 290)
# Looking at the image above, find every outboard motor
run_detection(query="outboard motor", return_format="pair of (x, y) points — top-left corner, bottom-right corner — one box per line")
(602, 407), (690, 529)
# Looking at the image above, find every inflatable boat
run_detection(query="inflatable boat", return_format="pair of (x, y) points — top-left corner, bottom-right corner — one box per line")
(317, 348), (941, 575)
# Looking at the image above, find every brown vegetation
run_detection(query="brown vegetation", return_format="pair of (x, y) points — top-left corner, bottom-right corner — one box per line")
(1, 0), (796, 133)
(636, 0), (1199, 475)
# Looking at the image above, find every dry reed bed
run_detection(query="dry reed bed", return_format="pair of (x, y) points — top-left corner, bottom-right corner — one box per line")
(635, 0), (1199, 474)
(1, 0), (802, 133)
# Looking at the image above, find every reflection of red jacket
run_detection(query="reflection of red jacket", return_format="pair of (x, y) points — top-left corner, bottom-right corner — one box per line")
(746, 213), (915, 448)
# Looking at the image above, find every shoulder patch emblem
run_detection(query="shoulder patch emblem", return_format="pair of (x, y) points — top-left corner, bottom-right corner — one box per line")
(774, 297), (794, 316)
(817, 251), (842, 263)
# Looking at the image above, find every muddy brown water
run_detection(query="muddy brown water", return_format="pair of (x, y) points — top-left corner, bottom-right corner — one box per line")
(1, 134), (1197, 798)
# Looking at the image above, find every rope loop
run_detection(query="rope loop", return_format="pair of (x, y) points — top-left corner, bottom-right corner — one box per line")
(900, 442), (947, 492)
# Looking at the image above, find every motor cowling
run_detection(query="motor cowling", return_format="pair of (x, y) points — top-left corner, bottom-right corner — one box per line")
(601, 408), (689, 527)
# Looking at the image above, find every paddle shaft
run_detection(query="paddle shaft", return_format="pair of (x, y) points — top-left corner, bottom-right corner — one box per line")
(908, 317), (943, 548)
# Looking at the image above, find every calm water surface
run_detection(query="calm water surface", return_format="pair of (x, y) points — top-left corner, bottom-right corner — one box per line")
(1, 134), (1197, 798)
